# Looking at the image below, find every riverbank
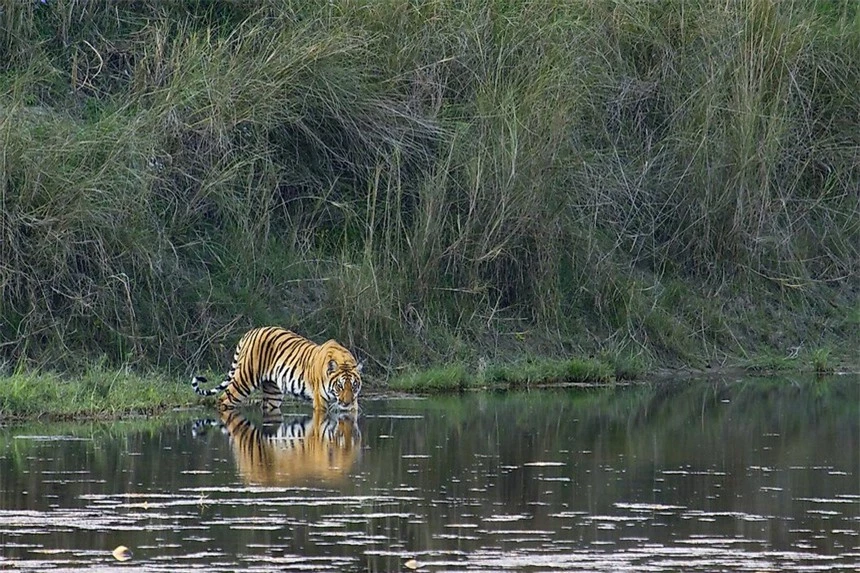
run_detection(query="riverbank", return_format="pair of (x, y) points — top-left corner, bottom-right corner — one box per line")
(1, 349), (854, 422)
(0, 366), (193, 422)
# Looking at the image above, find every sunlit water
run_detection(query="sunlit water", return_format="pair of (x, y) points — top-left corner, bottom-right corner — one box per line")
(1, 376), (857, 572)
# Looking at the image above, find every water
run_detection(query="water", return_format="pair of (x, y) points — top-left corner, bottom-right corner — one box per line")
(0, 376), (857, 572)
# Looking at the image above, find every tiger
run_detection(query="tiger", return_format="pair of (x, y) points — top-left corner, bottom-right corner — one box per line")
(191, 326), (362, 413)
(195, 409), (361, 487)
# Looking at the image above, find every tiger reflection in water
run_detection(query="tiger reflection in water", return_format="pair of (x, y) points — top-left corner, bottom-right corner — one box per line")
(198, 409), (361, 487)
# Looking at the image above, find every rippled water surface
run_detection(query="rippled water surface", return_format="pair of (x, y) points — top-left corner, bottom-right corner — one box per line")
(1, 376), (858, 571)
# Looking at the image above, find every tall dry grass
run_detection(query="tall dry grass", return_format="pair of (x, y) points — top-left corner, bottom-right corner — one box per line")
(0, 0), (856, 374)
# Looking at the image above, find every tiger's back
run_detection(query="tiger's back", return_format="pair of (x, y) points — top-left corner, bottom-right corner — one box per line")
(191, 326), (362, 413)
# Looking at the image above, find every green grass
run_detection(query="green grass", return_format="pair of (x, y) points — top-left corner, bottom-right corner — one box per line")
(484, 358), (616, 388)
(389, 356), (620, 395)
(389, 364), (473, 394)
(602, 352), (650, 381)
(0, 363), (194, 421)
(810, 347), (835, 374)
(741, 352), (800, 373)
(739, 346), (851, 375)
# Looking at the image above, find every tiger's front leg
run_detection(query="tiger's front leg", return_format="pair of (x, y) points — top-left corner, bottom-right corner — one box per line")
(261, 380), (284, 413)
(312, 391), (327, 413)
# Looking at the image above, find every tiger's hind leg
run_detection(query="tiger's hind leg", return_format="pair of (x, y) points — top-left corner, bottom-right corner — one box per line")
(261, 380), (284, 414)
(193, 373), (245, 411)
(213, 332), (256, 410)
(216, 373), (254, 410)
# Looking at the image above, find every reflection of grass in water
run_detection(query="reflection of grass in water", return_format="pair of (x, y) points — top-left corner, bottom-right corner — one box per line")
(389, 369), (857, 432)
(565, 374), (858, 441)
(0, 410), (197, 465)
(0, 410), (202, 517)
(1, 419), (182, 496)
(412, 374), (858, 442)
(364, 375), (858, 516)
(422, 376), (858, 481)
(0, 361), (194, 420)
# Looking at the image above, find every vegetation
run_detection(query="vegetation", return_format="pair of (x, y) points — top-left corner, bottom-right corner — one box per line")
(388, 356), (619, 393)
(483, 357), (615, 387)
(0, 362), (192, 420)
(740, 352), (800, 374)
(0, 0), (857, 405)
(389, 364), (473, 394)
(810, 347), (835, 374)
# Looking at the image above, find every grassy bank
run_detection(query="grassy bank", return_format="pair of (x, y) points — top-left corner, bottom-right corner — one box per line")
(1, 350), (848, 421)
(389, 357), (620, 393)
(0, 356), (622, 420)
(0, 1), (857, 395)
(0, 365), (192, 421)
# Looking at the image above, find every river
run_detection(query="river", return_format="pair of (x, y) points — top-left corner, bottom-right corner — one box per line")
(1, 375), (857, 571)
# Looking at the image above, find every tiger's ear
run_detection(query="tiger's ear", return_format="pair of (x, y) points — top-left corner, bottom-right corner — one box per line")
(356, 361), (364, 373)
(326, 359), (338, 375)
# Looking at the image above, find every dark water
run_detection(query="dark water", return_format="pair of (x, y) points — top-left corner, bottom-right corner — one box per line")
(0, 376), (857, 572)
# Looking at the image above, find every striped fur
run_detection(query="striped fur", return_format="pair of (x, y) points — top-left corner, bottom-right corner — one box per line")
(191, 326), (362, 413)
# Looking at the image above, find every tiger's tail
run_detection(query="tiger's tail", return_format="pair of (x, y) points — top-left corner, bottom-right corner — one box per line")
(191, 375), (232, 397)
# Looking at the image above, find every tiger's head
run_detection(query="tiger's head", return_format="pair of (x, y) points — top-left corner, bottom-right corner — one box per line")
(320, 340), (363, 411)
